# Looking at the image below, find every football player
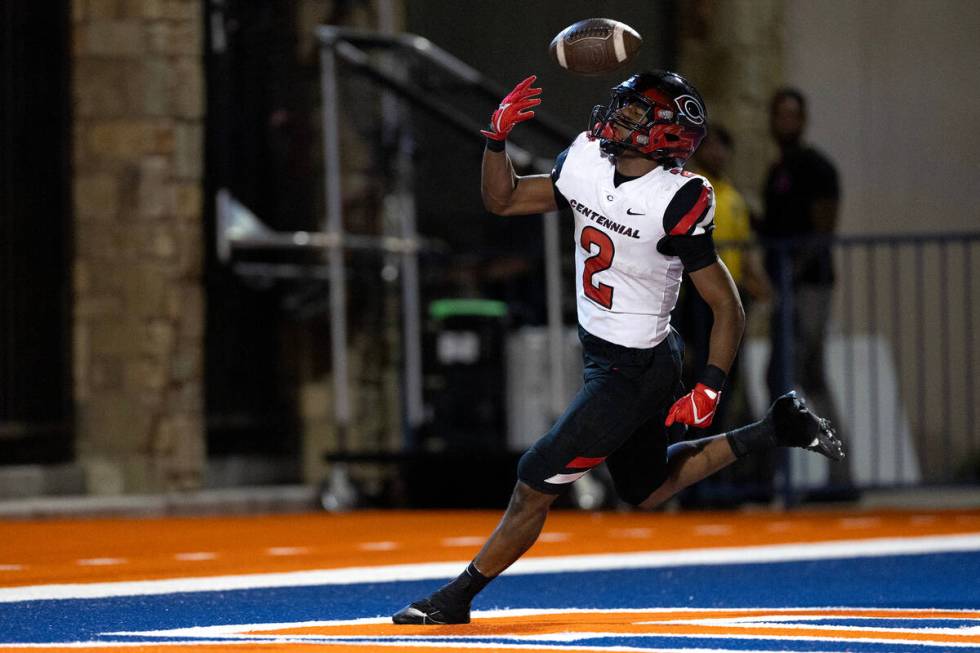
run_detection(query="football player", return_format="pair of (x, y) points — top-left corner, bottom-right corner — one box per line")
(393, 70), (845, 626)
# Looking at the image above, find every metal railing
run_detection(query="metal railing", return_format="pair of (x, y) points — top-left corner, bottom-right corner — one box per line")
(214, 27), (575, 507)
(312, 25), (574, 459)
(755, 233), (980, 493)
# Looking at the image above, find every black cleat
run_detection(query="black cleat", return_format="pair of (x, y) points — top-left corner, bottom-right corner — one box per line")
(768, 392), (846, 461)
(392, 597), (470, 625)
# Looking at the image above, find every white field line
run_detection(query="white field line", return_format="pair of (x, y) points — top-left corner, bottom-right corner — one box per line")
(99, 627), (980, 651)
(75, 558), (126, 567)
(0, 642), (870, 653)
(106, 606), (980, 639)
(174, 552), (217, 562)
(0, 532), (978, 603)
(15, 607), (980, 650)
(0, 642), (260, 649)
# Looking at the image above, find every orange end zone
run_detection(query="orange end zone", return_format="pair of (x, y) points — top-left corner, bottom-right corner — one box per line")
(0, 508), (978, 588)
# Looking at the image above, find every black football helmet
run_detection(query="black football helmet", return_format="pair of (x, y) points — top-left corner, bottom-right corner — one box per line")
(589, 70), (708, 165)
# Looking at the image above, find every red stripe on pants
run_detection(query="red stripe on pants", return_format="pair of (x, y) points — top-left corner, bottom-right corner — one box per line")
(567, 456), (606, 469)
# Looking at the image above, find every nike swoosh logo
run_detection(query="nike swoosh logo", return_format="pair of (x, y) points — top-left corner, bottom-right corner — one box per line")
(692, 412), (714, 425)
(626, 208), (644, 216)
(691, 396), (715, 425)
(493, 103), (510, 131)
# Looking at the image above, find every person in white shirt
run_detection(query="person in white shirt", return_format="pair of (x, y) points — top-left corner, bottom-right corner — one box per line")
(394, 70), (844, 626)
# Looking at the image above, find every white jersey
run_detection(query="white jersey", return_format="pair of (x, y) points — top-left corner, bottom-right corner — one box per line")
(554, 133), (716, 349)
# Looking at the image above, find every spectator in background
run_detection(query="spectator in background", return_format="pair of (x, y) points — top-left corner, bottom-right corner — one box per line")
(678, 126), (774, 506)
(756, 88), (854, 498)
(694, 126), (773, 317)
(692, 127), (772, 427)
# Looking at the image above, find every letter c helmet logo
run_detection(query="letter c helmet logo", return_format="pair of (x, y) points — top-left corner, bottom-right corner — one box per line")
(675, 94), (705, 126)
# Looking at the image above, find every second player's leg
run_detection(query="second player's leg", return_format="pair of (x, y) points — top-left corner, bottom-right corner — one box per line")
(638, 434), (736, 509)
(635, 393), (846, 510)
(605, 408), (737, 511)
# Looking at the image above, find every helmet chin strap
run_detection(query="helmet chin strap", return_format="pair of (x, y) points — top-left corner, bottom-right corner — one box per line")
(598, 139), (627, 157)
(600, 137), (676, 166)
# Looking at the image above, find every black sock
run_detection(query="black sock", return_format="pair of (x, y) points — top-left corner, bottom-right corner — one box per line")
(725, 418), (776, 458)
(432, 562), (493, 608)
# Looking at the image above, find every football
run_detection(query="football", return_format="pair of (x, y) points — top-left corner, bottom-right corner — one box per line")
(548, 18), (642, 76)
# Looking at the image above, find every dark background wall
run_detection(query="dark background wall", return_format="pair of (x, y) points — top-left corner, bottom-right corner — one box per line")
(0, 0), (73, 464)
(407, 1), (676, 131)
(405, 2), (674, 242)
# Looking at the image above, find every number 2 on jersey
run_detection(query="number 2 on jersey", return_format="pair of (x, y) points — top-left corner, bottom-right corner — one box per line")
(580, 226), (615, 309)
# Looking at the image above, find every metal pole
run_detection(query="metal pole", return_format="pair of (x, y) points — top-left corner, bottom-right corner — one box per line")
(377, 0), (424, 442)
(543, 210), (564, 418)
(774, 243), (796, 395)
(866, 245), (881, 485)
(914, 245), (926, 475)
(398, 175), (425, 437)
(773, 242), (795, 505)
(842, 246), (854, 470)
(319, 45), (351, 439)
(890, 245), (905, 481)
(965, 241), (975, 454)
(939, 242), (952, 479)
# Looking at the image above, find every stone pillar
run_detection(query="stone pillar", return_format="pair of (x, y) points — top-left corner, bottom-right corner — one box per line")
(678, 0), (784, 208)
(72, 0), (205, 493)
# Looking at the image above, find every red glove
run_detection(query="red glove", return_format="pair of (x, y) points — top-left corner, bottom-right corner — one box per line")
(665, 383), (722, 429)
(481, 75), (542, 141)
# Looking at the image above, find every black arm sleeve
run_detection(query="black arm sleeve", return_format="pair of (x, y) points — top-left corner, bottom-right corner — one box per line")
(550, 147), (570, 210)
(656, 177), (717, 272)
(484, 137), (506, 152)
(669, 233), (718, 273)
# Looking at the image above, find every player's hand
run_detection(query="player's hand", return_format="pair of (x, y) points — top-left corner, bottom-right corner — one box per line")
(665, 383), (721, 429)
(481, 75), (542, 141)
